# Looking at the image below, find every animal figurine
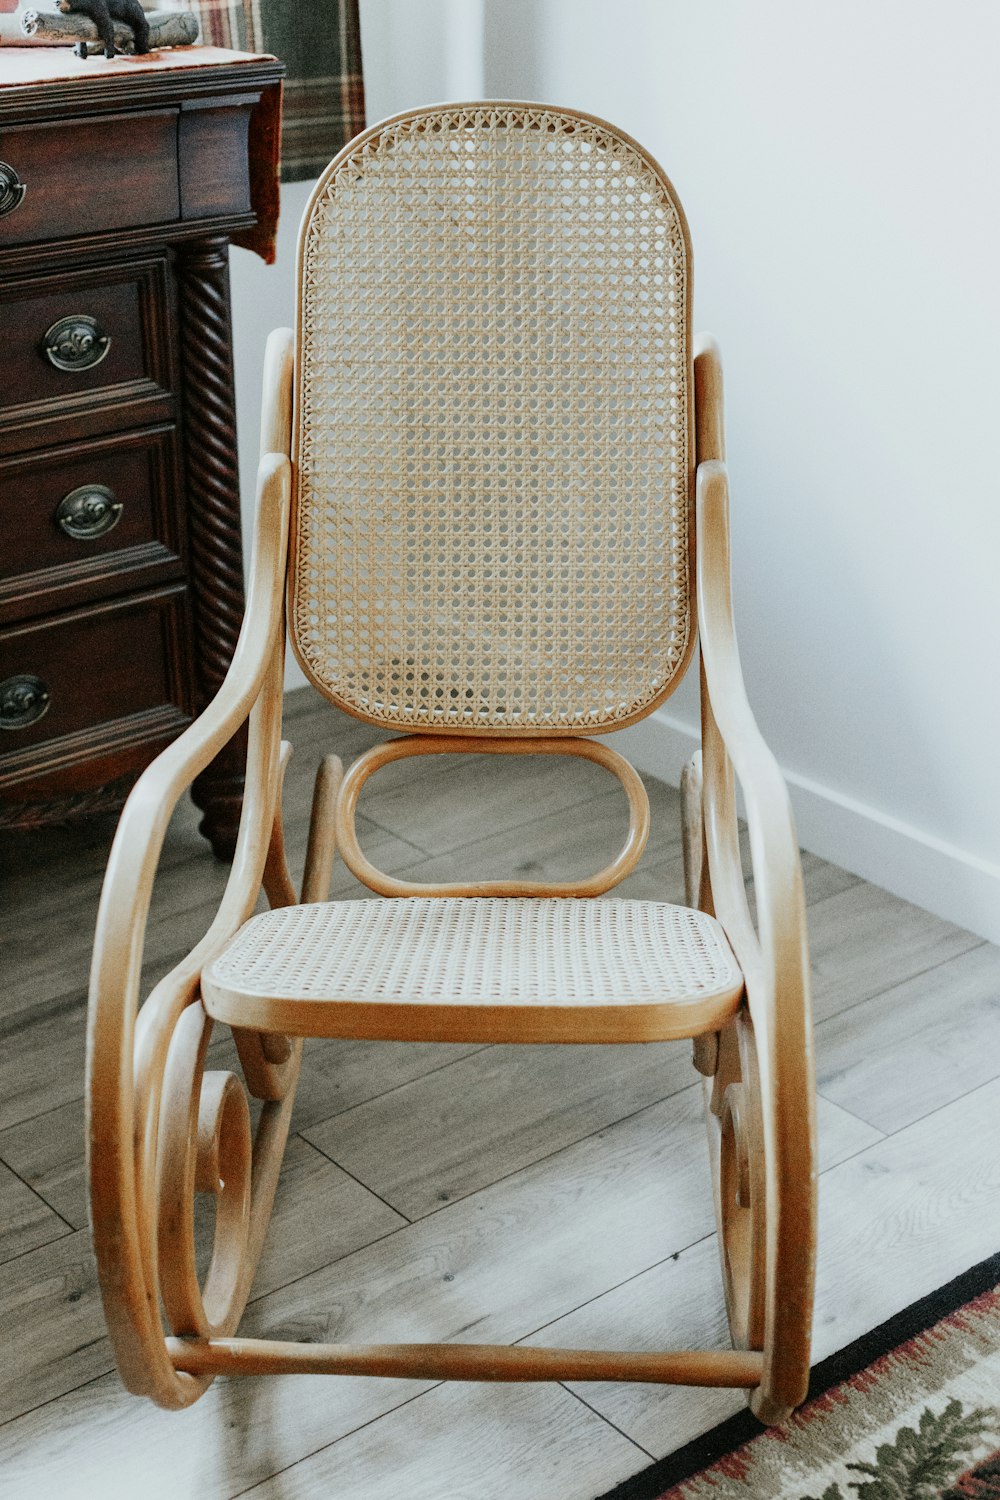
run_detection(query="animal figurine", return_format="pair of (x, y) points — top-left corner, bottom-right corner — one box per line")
(56, 0), (151, 57)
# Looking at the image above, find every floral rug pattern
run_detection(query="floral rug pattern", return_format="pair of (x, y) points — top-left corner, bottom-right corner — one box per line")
(602, 1260), (1000, 1500)
(663, 1286), (1000, 1499)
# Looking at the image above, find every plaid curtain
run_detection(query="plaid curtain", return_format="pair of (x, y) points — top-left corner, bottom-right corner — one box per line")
(182, 0), (366, 180)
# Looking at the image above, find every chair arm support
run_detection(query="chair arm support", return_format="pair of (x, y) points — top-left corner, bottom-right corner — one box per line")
(696, 459), (809, 1022)
(128, 452), (289, 826)
(87, 448), (294, 1402)
(697, 456), (817, 1423)
(89, 451), (291, 1046)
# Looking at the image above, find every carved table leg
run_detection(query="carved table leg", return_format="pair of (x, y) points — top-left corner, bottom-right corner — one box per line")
(175, 236), (247, 860)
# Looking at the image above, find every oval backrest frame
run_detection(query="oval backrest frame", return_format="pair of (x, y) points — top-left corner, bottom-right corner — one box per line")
(290, 101), (697, 737)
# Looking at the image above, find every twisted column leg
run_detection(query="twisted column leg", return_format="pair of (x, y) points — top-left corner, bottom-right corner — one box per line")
(175, 236), (248, 858)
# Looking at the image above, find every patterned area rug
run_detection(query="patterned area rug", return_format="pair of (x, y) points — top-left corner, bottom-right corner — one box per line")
(599, 1252), (1000, 1500)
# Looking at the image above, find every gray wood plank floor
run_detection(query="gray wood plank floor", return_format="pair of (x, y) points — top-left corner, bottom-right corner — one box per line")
(1, 690), (997, 1499)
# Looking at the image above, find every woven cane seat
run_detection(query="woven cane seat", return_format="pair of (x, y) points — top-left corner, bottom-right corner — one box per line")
(202, 898), (744, 1044)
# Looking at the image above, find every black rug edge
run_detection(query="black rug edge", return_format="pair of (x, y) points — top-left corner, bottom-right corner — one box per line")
(595, 1248), (1000, 1500)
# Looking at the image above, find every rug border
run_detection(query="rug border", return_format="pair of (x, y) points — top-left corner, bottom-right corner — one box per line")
(596, 1248), (1000, 1500)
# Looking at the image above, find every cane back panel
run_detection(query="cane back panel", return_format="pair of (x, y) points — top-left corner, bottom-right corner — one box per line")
(291, 103), (694, 735)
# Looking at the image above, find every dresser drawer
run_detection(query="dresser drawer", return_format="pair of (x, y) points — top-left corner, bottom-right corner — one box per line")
(0, 425), (184, 624)
(0, 256), (174, 454)
(0, 109), (179, 248)
(0, 584), (192, 795)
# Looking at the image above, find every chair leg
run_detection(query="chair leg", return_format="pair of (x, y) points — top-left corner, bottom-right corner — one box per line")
(705, 1015), (766, 1352)
(302, 753), (344, 903)
(688, 755), (815, 1425)
(251, 741), (297, 1069)
(681, 751), (705, 910)
(702, 1006), (816, 1426)
(683, 753), (720, 1080)
(261, 740), (297, 911)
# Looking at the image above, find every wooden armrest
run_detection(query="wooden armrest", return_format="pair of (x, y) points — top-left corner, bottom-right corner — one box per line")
(89, 451), (291, 1068)
(107, 451), (289, 850)
(696, 458), (810, 1026)
(693, 340), (817, 1423)
(87, 440), (296, 1403)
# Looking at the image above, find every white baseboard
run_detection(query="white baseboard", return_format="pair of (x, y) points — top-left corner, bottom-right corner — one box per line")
(613, 708), (1000, 946)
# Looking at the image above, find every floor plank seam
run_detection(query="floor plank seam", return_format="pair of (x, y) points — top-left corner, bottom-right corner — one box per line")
(0, 1224), (73, 1270)
(558, 1382), (656, 1460)
(806, 1118), (900, 1180)
(512, 1234), (718, 1352)
(802, 873), (926, 915)
(355, 778), (663, 866)
(241, 1214), (418, 1309)
(231, 1093), (722, 1327)
(314, 825), (427, 873)
(296, 1040), (494, 1130)
(227, 1381), (446, 1500)
(0, 1033), (492, 1157)
(812, 938), (987, 1028)
(299, 1074), (714, 1230)
(868, 1067), (1000, 1140)
(293, 1131), (414, 1225)
(0, 1335), (119, 1426)
(0, 991), (87, 1039)
(506, 1110), (903, 1356)
(810, 1094), (889, 1141)
(0, 1155), (78, 1235)
(0, 1363), (115, 1435)
(0, 1221), (79, 1272)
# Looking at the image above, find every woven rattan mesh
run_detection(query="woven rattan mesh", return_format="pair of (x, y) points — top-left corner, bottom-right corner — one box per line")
(204, 899), (741, 1009)
(293, 104), (693, 733)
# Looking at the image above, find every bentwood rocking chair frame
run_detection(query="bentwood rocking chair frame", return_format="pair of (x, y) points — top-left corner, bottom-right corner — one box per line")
(88, 103), (816, 1426)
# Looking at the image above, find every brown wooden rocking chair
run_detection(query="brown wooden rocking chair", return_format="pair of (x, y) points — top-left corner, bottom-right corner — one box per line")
(88, 103), (816, 1425)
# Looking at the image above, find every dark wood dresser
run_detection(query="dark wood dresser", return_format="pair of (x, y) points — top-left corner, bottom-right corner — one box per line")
(0, 47), (283, 857)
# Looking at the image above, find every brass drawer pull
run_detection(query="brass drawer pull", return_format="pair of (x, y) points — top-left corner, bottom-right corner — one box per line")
(0, 161), (26, 219)
(43, 314), (112, 373)
(55, 483), (124, 541)
(0, 674), (51, 732)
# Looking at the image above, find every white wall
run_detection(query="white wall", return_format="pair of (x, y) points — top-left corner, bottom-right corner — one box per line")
(360, 0), (485, 111)
(230, 1), (1000, 939)
(496, 0), (1000, 938)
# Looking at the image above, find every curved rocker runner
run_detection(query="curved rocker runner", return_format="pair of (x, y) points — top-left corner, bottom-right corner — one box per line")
(87, 102), (817, 1424)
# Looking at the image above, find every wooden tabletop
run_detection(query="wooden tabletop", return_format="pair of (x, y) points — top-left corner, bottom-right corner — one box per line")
(0, 44), (278, 89)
